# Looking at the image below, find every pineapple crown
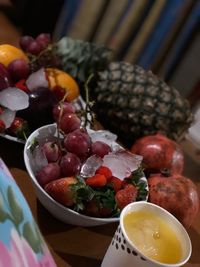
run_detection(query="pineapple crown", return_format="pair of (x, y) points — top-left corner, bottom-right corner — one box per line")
(55, 37), (112, 84)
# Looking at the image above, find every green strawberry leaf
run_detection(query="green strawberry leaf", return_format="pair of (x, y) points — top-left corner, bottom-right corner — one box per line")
(7, 186), (24, 226)
(124, 167), (148, 201)
(93, 187), (118, 216)
(71, 177), (95, 211)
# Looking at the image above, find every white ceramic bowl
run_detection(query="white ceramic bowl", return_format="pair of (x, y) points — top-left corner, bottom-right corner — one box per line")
(24, 123), (148, 227)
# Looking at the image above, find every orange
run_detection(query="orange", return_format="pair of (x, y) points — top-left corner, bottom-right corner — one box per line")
(46, 68), (80, 102)
(0, 44), (28, 67)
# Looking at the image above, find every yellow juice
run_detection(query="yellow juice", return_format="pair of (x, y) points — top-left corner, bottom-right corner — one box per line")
(123, 210), (182, 264)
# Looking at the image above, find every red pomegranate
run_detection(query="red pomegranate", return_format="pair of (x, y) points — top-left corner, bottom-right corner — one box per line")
(130, 133), (184, 175)
(148, 171), (199, 228)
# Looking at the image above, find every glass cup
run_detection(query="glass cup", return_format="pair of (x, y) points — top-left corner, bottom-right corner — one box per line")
(101, 201), (192, 267)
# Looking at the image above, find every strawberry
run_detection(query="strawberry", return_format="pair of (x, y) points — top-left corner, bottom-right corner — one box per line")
(7, 117), (29, 139)
(115, 184), (138, 210)
(86, 174), (107, 187)
(0, 119), (5, 133)
(84, 199), (113, 217)
(95, 166), (112, 180)
(15, 79), (30, 93)
(44, 177), (78, 207)
(109, 176), (122, 192)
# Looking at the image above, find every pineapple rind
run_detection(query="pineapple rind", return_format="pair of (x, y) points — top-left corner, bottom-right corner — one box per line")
(93, 62), (193, 147)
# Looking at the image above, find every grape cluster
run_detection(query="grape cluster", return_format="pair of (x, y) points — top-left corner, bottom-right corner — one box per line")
(0, 33), (64, 138)
(0, 33), (52, 87)
(36, 101), (112, 185)
(20, 33), (59, 73)
(20, 33), (51, 56)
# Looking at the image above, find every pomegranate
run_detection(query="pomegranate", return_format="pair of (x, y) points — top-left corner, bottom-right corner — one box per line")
(130, 133), (184, 176)
(148, 171), (199, 228)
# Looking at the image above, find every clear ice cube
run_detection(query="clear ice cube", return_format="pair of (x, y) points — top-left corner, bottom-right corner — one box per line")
(29, 145), (48, 173)
(103, 150), (142, 180)
(0, 87), (29, 111)
(103, 153), (131, 180)
(26, 68), (48, 91)
(0, 108), (16, 128)
(115, 150), (143, 172)
(80, 155), (103, 178)
(37, 125), (58, 146)
(88, 129), (117, 146)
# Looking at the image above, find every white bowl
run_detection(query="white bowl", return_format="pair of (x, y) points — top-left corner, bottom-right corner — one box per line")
(24, 123), (148, 227)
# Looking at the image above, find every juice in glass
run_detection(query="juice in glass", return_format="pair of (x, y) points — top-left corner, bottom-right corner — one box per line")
(123, 210), (182, 264)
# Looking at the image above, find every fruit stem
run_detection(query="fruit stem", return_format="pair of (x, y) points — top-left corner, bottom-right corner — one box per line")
(56, 122), (63, 153)
(28, 44), (57, 72)
(22, 131), (27, 141)
(83, 74), (95, 128)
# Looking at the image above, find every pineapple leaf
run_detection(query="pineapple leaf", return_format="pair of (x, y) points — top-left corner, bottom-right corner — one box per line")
(55, 37), (112, 83)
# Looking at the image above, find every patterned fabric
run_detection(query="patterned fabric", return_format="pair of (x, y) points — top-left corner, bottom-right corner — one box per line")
(0, 158), (57, 267)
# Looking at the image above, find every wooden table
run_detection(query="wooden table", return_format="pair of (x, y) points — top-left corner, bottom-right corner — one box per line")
(1, 137), (200, 267)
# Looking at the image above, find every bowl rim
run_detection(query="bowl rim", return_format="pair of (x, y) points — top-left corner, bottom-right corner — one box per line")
(24, 123), (148, 223)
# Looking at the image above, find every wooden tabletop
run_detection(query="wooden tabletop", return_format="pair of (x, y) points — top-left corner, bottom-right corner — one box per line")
(1, 137), (200, 267)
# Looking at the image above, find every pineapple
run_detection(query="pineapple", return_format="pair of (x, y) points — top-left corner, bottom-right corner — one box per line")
(56, 37), (112, 85)
(91, 62), (193, 148)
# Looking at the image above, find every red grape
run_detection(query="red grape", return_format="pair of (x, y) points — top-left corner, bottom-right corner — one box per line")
(59, 113), (81, 134)
(53, 102), (76, 121)
(19, 35), (34, 51)
(27, 41), (43, 55)
(42, 141), (61, 162)
(7, 59), (30, 82)
(36, 162), (61, 186)
(63, 128), (91, 158)
(0, 63), (13, 90)
(36, 33), (51, 49)
(17, 87), (58, 131)
(0, 119), (5, 133)
(91, 141), (111, 158)
(60, 152), (81, 176)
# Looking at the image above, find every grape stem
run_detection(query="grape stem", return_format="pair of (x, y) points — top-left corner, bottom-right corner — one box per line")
(83, 74), (95, 128)
(28, 44), (57, 71)
(56, 118), (66, 154)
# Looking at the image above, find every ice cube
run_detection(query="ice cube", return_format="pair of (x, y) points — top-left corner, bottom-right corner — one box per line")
(103, 153), (131, 180)
(29, 145), (48, 173)
(80, 155), (103, 178)
(37, 125), (58, 146)
(26, 68), (49, 91)
(115, 150), (143, 172)
(89, 129), (117, 146)
(0, 87), (29, 111)
(0, 108), (16, 128)
(103, 150), (142, 180)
